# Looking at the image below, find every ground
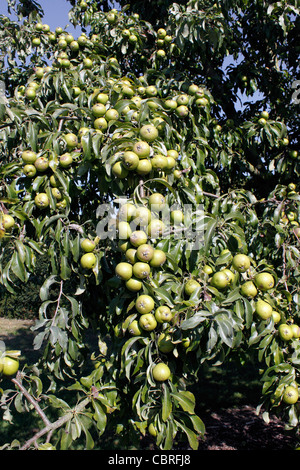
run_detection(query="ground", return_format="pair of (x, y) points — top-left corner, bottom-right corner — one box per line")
(197, 405), (297, 450)
(0, 317), (298, 450)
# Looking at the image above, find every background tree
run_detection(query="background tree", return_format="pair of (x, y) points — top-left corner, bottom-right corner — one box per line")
(0, 0), (299, 450)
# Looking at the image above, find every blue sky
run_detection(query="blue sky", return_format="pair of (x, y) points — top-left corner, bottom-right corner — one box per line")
(0, 0), (77, 33)
(35, 0), (76, 31)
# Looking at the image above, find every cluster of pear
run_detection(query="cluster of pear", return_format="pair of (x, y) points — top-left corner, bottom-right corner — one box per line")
(111, 125), (180, 179)
(31, 21), (95, 67)
(113, 193), (183, 359)
(185, 251), (300, 345)
(280, 183), (300, 232)
(20, 146), (74, 211)
(154, 27), (174, 60)
(115, 193), (168, 293)
(80, 237), (97, 270)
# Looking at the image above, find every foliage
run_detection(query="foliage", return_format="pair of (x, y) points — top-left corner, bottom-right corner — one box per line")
(0, 0), (299, 450)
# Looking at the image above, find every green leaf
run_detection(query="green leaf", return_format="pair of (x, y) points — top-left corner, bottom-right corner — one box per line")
(175, 420), (199, 450)
(189, 414), (205, 436)
(171, 390), (195, 414)
(11, 251), (27, 282)
(162, 384), (172, 422)
(203, 218), (217, 255)
(181, 311), (211, 330)
(92, 400), (107, 435)
(40, 275), (59, 301)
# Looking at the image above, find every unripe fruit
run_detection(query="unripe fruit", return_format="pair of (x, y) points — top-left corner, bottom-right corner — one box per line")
(148, 423), (157, 437)
(139, 313), (157, 331)
(152, 362), (171, 381)
(136, 159), (152, 175)
(136, 243), (154, 262)
(23, 164), (37, 178)
(232, 254), (251, 273)
(255, 300), (273, 320)
(164, 99), (178, 110)
(184, 279), (200, 296)
(150, 249), (167, 267)
(133, 262), (151, 279)
(136, 294), (155, 314)
(147, 219), (165, 238)
(96, 93), (109, 104)
(157, 28), (167, 38)
(59, 153), (73, 168)
(188, 84), (199, 95)
(81, 238), (96, 253)
(132, 261), (151, 279)
(2, 214), (15, 230)
(135, 206), (152, 226)
(203, 265), (213, 275)
(34, 156), (49, 172)
(148, 193), (166, 210)
(167, 149), (179, 160)
(34, 193), (49, 209)
(125, 277), (142, 292)
(240, 281), (258, 298)
(80, 252), (96, 269)
(64, 133), (78, 148)
(145, 85), (158, 97)
(151, 154), (168, 170)
(272, 311), (281, 324)
(166, 156), (176, 170)
(112, 161), (129, 179)
(128, 320), (143, 336)
(122, 151), (139, 170)
(222, 268), (235, 284)
(118, 221), (132, 240)
(94, 117), (108, 131)
(175, 105), (189, 118)
(139, 124), (158, 142)
(21, 150), (37, 163)
(119, 203), (136, 221)
(115, 262), (133, 281)
(258, 117), (267, 127)
(155, 306), (173, 323)
(170, 210), (184, 225)
(1, 357), (19, 376)
(210, 271), (229, 289)
(83, 58), (93, 69)
(283, 386), (299, 404)
(291, 324), (300, 338)
(260, 110), (269, 120)
(132, 141), (151, 159)
(130, 230), (148, 247)
(32, 37), (41, 47)
(51, 188), (62, 200)
(157, 333), (174, 353)
(254, 272), (275, 291)
(92, 103), (106, 117)
(125, 248), (138, 264)
(278, 323), (293, 341)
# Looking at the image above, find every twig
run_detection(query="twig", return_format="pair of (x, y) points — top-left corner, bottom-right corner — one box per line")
(12, 372), (51, 427)
(139, 179), (145, 198)
(19, 396), (90, 450)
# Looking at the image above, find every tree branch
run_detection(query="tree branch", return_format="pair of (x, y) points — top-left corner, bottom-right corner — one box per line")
(11, 372), (91, 450)
(12, 372), (51, 427)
